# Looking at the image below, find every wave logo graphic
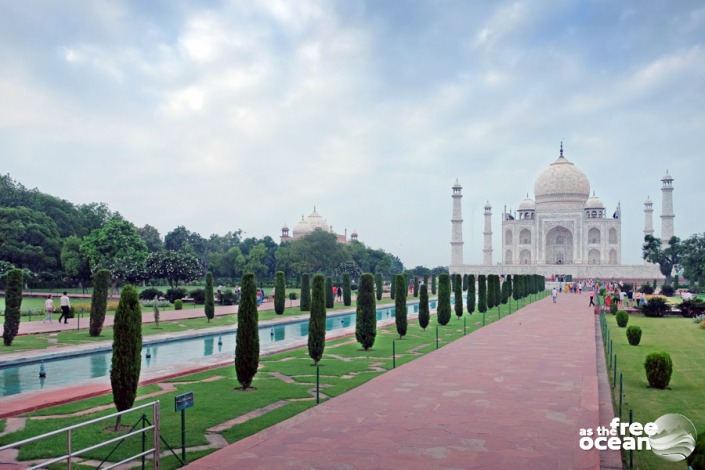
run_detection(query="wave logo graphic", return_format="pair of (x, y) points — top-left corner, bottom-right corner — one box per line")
(649, 414), (697, 462)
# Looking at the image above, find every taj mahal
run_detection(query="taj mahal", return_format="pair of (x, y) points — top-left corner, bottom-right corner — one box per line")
(450, 145), (672, 279)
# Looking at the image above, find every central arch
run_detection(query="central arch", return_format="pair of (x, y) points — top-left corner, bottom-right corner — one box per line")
(545, 226), (574, 265)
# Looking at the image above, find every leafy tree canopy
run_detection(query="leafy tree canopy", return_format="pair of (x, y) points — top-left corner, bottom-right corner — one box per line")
(642, 235), (682, 284)
(81, 218), (148, 282)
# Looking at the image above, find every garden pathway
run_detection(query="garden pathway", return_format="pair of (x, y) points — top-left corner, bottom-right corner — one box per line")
(185, 291), (608, 469)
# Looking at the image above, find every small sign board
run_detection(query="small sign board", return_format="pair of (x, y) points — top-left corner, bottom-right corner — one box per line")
(175, 392), (194, 412)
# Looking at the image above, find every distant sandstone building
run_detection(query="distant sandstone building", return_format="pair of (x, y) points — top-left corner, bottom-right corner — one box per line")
(450, 145), (671, 279)
(280, 207), (358, 244)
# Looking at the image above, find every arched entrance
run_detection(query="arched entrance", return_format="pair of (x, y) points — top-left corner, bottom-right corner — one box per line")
(545, 226), (574, 265)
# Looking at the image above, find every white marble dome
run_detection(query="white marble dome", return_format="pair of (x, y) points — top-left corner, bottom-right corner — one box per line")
(584, 193), (604, 209)
(518, 196), (535, 211)
(534, 155), (590, 210)
(293, 208), (331, 237)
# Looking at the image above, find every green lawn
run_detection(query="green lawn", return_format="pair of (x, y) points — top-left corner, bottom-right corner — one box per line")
(0, 294), (543, 469)
(603, 313), (705, 469)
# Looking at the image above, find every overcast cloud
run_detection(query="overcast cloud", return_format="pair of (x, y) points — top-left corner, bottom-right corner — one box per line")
(2, 1), (704, 268)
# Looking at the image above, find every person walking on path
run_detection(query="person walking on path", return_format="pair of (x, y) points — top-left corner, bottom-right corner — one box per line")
(588, 289), (595, 307)
(551, 287), (558, 303)
(58, 292), (71, 324)
(43, 295), (55, 323)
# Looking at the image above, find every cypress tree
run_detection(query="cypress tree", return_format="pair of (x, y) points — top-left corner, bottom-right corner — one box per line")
(343, 272), (352, 306)
(308, 274), (326, 365)
(463, 274), (468, 292)
(454, 273), (463, 319)
(235, 273), (259, 389)
(205, 272), (215, 322)
(326, 277), (334, 308)
(423, 274), (429, 291)
(506, 274), (513, 300)
(274, 271), (286, 315)
(89, 268), (111, 337)
(355, 273), (376, 350)
(512, 274), (521, 302)
(394, 274), (407, 339)
(431, 274), (437, 295)
(413, 276), (419, 298)
(478, 274), (487, 313)
(419, 283), (430, 330)
(390, 275), (396, 300)
(487, 275), (496, 310)
(437, 273), (451, 325)
(300, 274), (311, 311)
(467, 274), (476, 314)
(374, 273), (383, 301)
(111, 285), (142, 428)
(501, 277), (509, 305)
(2, 269), (23, 346)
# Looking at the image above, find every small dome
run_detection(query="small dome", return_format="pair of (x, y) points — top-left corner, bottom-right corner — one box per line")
(293, 207), (331, 237)
(644, 196), (652, 205)
(661, 171), (673, 181)
(534, 154), (590, 210)
(585, 193), (604, 209)
(518, 195), (535, 211)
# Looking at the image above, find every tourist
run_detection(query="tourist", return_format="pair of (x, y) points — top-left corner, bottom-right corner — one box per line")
(336, 285), (342, 301)
(551, 287), (558, 303)
(58, 292), (71, 324)
(588, 289), (595, 307)
(43, 295), (55, 323)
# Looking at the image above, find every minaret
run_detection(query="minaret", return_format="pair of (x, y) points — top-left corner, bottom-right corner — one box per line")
(643, 197), (654, 238)
(483, 201), (493, 266)
(450, 180), (464, 267)
(660, 171), (675, 244)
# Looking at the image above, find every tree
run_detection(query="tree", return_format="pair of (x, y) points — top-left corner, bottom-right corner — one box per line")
(61, 236), (92, 292)
(308, 274), (326, 365)
(337, 260), (362, 282)
(512, 274), (521, 304)
(431, 274), (437, 295)
(145, 250), (201, 288)
(235, 273), (259, 389)
(463, 274), (468, 292)
(487, 275), (496, 310)
(501, 276), (509, 305)
(478, 275), (487, 313)
(110, 285), (142, 429)
(355, 273), (377, 350)
(0, 206), (62, 274)
(89, 269), (111, 337)
(82, 218), (148, 284)
(326, 277), (335, 308)
(467, 274), (475, 314)
(2, 269), (23, 346)
(205, 272), (215, 322)
(289, 231), (346, 276)
(681, 233), (705, 285)
(394, 274), (407, 339)
(300, 274), (311, 311)
(419, 283), (430, 330)
(413, 276), (419, 298)
(390, 275), (396, 300)
(437, 273), (451, 325)
(642, 235), (682, 285)
(374, 273), (383, 301)
(454, 273), (463, 319)
(138, 224), (163, 253)
(274, 271), (286, 315)
(342, 272), (352, 306)
(506, 275), (513, 301)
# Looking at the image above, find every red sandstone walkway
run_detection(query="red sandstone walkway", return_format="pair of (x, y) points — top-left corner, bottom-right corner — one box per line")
(186, 292), (604, 470)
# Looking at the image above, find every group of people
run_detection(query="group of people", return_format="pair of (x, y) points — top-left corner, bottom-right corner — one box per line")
(551, 278), (649, 310)
(43, 292), (71, 324)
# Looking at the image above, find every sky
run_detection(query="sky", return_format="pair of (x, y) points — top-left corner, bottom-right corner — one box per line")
(1, 1), (704, 268)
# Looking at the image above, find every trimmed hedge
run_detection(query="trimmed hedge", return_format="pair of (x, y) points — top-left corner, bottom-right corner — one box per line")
(615, 310), (629, 327)
(437, 273), (451, 325)
(644, 351), (673, 389)
(626, 326), (642, 346)
(355, 273), (377, 350)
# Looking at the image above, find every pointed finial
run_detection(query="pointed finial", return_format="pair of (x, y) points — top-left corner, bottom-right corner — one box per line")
(560, 141), (564, 157)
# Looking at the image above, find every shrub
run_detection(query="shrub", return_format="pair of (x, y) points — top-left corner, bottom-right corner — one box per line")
(626, 326), (642, 346)
(204, 273), (214, 322)
(486, 275), (496, 310)
(326, 277), (334, 309)
(454, 273), (463, 318)
(2, 269), (23, 346)
(644, 351), (673, 389)
(343, 272), (352, 306)
(437, 273), (451, 325)
(235, 273), (259, 389)
(139, 287), (164, 301)
(639, 284), (654, 295)
(300, 274), (311, 311)
(355, 273), (377, 350)
(418, 284), (430, 331)
(680, 299), (705, 318)
(274, 271), (286, 315)
(478, 274), (487, 313)
(190, 288), (206, 305)
(694, 314), (705, 324)
(222, 289), (235, 305)
(165, 287), (187, 303)
(660, 284), (675, 297)
(640, 297), (671, 317)
(308, 274), (326, 365)
(395, 273), (407, 339)
(111, 285), (142, 426)
(609, 300), (619, 315)
(390, 275), (396, 300)
(431, 274), (437, 295)
(616, 310), (629, 327)
(687, 430), (705, 470)
(374, 273), (383, 301)
(467, 274), (475, 314)
(89, 269), (111, 337)
(174, 299), (183, 310)
(289, 292), (298, 301)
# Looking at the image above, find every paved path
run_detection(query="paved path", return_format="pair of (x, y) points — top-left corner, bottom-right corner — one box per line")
(185, 292), (606, 470)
